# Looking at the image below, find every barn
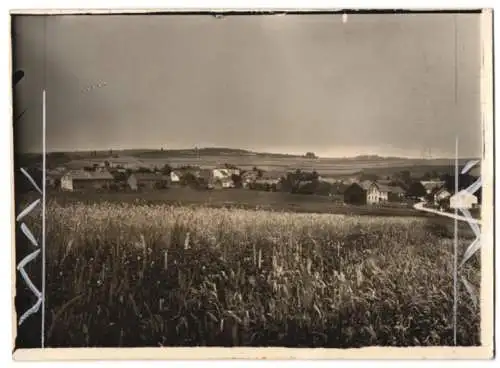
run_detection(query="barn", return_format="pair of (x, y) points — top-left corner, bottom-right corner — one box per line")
(343, 183), (367, 205)
(60, 170), (114, 191)
(127, 173), (169, 191)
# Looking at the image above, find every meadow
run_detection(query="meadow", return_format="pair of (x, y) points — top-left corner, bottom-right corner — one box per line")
(50, 188), (423, 218)
(20, 200), (480, 347)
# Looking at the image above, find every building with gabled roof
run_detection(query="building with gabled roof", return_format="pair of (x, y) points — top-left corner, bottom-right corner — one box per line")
(127, 172), (169, 191)
(344, 182), (367, 205)
(61, 170), (114, 191)
(367, 182), (406, 204)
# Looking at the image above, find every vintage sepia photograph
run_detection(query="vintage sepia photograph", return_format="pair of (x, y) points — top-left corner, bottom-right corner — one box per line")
(11, 9), (493, 359)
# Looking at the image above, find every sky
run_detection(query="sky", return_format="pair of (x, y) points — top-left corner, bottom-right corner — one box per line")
(13, 13), (482, 158)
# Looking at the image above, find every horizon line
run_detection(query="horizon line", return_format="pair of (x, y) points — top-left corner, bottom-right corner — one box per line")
(18, 146), (480, 161)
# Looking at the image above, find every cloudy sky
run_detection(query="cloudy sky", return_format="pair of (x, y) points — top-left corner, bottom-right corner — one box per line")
(13, 13), (482, 158)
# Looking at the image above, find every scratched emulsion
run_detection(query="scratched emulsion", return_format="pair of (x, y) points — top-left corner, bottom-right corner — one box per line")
(413, 156), (482, 346)
(13, 65), (46, 347)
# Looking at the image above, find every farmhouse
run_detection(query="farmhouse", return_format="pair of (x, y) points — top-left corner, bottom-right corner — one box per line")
(433, 187), (452, 205)
(212, 168), (231, 180)
(170, 170), (182, 184)
(198, 169), (216, 189)
(61, 170), (114, 191)
(46, 170), (64, 189)
(449, 190), (478, 210)
(127, 173), (169, 191)
(367, 182), (390, 204)
(211, 168), (234, 189)
(241, 171), (259, 188)
(366, 182), (406, 204)
(254, 174), (282, 191)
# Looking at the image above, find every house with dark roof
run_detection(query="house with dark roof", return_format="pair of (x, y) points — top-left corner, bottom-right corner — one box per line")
(343, 183), (367, 205)
(210, 168), (235, 189)
(127, 173), (169, 191)
(241, 171), (259, 188)
(432, 187), (452, 206)
(197, 169), (216, 189)
(367, 182), (406, 204)
(61, 170), (114, 191)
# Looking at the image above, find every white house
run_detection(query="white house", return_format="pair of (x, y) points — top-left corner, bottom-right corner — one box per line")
(170, 171), (181, 183)
(450, 190), (478, 210)
(367, 183), (390, 204)
(212, 168), (232, 180)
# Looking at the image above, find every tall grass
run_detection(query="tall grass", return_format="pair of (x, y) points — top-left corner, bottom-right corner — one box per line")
(25, 200), (480, 347)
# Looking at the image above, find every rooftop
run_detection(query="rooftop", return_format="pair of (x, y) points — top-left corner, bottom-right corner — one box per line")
(64, 170), (114, 180)
(132, 173), (169, 181)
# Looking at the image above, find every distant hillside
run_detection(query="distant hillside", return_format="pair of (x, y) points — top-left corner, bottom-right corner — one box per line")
(133, 147), (262, 158)
(16, 147), (480, 173)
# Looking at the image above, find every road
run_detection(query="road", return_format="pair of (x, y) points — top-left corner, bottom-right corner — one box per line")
(413, 201), (481, 225)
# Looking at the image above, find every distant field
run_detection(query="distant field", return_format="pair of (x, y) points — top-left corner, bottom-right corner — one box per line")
(45, 187), (427, 218)
(37, 149), (468, 178)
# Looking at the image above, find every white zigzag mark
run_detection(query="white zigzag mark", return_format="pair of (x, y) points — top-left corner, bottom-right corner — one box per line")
(16, 199), (40, 222)
(17, 249), (42, 325)
(461, 160), (480, 174)
(461, 276), (478, 308)
(460, 237), (481, 268)
(20, 168), (42, 194)
(20, 223), (38, 247)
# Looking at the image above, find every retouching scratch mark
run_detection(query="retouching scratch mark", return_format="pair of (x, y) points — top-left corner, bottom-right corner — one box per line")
(460, 237), (481, 268)
(461, 276), (478, 308)
(461, 160), (480, 174)
(16, 199), (41, 222)
(17, 249), (43, 325)
(20, 223), (39, 247)
(20, 168), (42, 195)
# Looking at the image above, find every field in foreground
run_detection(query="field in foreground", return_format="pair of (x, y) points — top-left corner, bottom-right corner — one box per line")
(19, 201), (480, 347)
(48, 187), (424, 218)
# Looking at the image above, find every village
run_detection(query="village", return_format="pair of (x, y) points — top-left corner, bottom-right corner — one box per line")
(26, 155), (481, 214)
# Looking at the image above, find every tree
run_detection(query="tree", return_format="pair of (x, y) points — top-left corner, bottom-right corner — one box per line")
(231, 174), (242, 188)
(397, 170), (412, 185)
(406, 181), (426, 198)
(421, 171), (432, 180)
(161, 164), (172, 175)
(359, 172), (379, 182)
(280, 170), (320, 194)
(305, 152), (317, 159)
